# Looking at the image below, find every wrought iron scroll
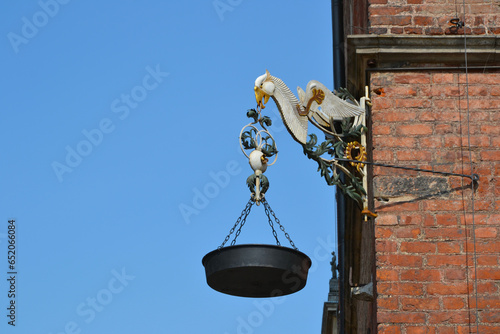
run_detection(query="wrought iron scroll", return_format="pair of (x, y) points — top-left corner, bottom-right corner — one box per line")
(300, 90), (368, 204)
(239, 109), (278, 204)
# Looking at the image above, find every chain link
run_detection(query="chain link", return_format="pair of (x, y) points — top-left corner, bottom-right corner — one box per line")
(262, 198), (298, 250)
(264, 202), (281, 246)
(218, 198), (254, 249)
(218, 197), (298, 250)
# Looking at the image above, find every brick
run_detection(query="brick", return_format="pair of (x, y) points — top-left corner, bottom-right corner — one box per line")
(413, 16), (434, 25)
(475, 227), (497, 238)
(477, 268), (500, 280)
(377, 201), (420, 212)
(376, 226), (394, 238)
(428, 311), (471, 324)
(372, 125), (392, 135)
(468, 86), (489, 96)
(400, 269), (441, 281)
(371, 75), (394, 87)
(373, 150), (394, 161)
(370, 6), (412, 16)
(444, 268), (466, 280)
(373, 110), (418, 122)
(432, 73), (455, 84)
(377, 240), (398, 252)
(444, 135), (491, 148)
(371, 15), (412, 26)
(423, 200), (465, 212)
(464, 99), (500, 110)
(378, 325), (402, 334)
(379, 297), (400, 310)
(398, 215), (423, 225)
(481, 150), (500, 161)
(472, 241), (500, 253)
(389, 27), (403, 34)
(424, 214), (436, 226)
(430, 86), (463, 97)
(385, 86), (418, 96)
(474, 200), (494, 212)
(427, 282), (468, 295)
(404, 27), (425, 34)
(481, 311), (500, 323)
(425, 27), (444, 35)
(407, 326), (436, 334)
(432, 99), (459, 111)
(477, 255), (498, 266)
(473, 297), (500, 309)
(443, 297), (465, 309)
(477, 326), (500, 334)
(491, 86), (500, 96)
(435, 123), (455, 134)
(378, 282), (424, 296)
(459, 73), (500, 84)
(395, 227), (422, 238)
(397, 124), (434, 136)
(378, 312), (426, 323)
(396, 151), (432, 161)
(395, 98), (432, 108)
(377, 269), (399, 281)
(424, 227), (466, 240)
(461, 213), (491, 226)
(435, 214), (459, 226)
(377, 214), (399, 225)
(394, 74), (431, 84)
(469, 110), (492, 122)
(378, 254), (424, 267)
(457, 325), (496, 334)
(427, 254), (466, 266)
(373, 136), (417, 148)
(436, 241), (462, 253)
(438, 327), (456, 334)
(478, 282), (498, 294)
(401, 241), (437, 253)
(401, 297), (440, 310)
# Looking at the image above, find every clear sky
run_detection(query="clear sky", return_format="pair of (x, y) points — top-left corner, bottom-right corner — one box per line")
(1, 1), (339, 333)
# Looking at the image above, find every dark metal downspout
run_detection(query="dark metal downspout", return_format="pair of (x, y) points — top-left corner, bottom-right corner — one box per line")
(335, 182), (346, 334)
(332, 0), (346, 333)
(332, 0), (346, 89)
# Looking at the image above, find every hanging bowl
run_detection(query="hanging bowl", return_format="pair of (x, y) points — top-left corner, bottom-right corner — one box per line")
(202, 244), (312, 298)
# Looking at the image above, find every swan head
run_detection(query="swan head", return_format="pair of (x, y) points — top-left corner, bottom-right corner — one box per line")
(254, 69), (275, 109)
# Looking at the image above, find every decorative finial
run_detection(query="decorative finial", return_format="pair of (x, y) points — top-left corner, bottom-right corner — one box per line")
(330, 251), (337, 279)
(328, 251), (339, 303)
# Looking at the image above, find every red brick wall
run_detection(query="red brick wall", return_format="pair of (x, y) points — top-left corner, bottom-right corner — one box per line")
(368, 0), (500, 35)
(371, 71), (500, 333)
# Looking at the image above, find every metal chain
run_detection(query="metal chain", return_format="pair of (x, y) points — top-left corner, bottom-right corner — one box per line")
(263, 200), (281, 246)
(262, 198), (298, 250)
(218, 198), (254, 249)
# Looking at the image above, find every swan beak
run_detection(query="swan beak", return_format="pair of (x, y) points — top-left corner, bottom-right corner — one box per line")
(254, 86), (270, 109)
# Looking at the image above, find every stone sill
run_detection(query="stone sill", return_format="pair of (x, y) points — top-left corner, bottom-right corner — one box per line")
(345, 35), (500, 92)
(348, 35), (500, 57)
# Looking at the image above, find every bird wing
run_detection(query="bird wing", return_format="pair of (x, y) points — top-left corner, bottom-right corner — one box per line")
(297, 85), (332, 128)
(306, 80), (365, 120)
(297, 86), (306, 106)
(270, 75), (309, 145)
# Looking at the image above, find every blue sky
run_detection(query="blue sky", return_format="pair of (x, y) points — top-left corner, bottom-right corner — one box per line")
(1, 1), (339, 333)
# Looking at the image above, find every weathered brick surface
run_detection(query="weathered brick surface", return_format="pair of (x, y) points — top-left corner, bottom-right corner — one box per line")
(371, 71), (500, 332)
(368, 0), (500, 35)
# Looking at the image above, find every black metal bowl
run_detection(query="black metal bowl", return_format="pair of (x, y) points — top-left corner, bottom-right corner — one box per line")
(202, 244), (312, 298)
